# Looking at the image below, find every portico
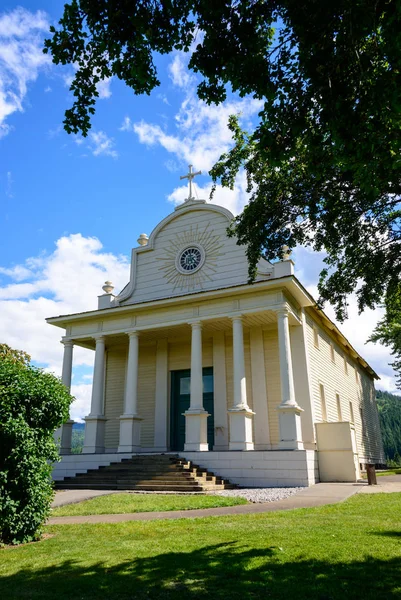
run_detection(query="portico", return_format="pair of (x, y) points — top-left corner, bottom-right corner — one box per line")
(54, 291), (307, 458)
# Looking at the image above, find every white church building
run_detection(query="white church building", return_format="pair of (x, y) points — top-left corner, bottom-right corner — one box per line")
(49, 167), (385, 487)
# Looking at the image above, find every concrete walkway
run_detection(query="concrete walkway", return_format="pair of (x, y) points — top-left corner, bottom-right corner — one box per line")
(48, 483), (365, 525)
(51, 489), (126, 508)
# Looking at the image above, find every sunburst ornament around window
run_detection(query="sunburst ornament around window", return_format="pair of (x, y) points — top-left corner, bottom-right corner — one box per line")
(158, 223), (224, 291)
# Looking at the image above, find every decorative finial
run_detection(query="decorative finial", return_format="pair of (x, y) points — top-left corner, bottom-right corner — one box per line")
(137, 233), (149, 246)
(281, 245), (292, 261)
(102, 281), (114, 294)
(180, 164), (202, 201)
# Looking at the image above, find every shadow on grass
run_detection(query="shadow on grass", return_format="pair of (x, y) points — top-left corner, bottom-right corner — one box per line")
(371, 530), (401, 538)
(1, 541), (401, 600)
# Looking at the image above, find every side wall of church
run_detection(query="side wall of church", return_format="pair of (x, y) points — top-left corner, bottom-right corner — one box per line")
(304, 312), (385, 463)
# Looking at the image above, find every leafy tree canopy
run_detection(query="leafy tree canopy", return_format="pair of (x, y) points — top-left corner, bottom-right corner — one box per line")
(45, 2), (401, 325)
(370, 285), (401, 389)
(0, 343), (30, 366)
(0, 348), (72, 545)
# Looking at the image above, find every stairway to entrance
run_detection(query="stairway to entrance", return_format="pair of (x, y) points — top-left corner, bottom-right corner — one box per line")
(55, 454), (237, 492)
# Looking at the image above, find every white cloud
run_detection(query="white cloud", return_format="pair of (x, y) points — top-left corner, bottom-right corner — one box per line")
(70, 383), (93, 422)
(123, 52), (262, 173)
(89, 130), (118, 158)
(44, 85), (52, 93)
(96, 77), (112, 99)
(0, 234), (130, 418)
(119, 116), (132, 132)
(0, 7), (50, 136)
(168, 54), (191, 89)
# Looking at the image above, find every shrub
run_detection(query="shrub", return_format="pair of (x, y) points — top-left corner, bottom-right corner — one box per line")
(0, 353), (72, 545)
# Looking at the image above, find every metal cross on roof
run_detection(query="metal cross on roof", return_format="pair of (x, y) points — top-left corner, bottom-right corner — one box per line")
(180, 164), (202, 201)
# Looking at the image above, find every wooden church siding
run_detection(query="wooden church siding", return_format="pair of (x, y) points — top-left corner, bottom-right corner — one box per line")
(138, 344), (157, 448)
(357, 369), (385, 462)
(167, 337), (213, 372)
(104, 348), (126, 450)
(122, 209), (258, 305)
(263, 329), (281, 447)
(305, 313), (384, 462)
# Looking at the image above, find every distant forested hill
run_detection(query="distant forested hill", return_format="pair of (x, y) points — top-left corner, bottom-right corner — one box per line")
(376, 390), (401, 463)
(71, 422), (84, 454)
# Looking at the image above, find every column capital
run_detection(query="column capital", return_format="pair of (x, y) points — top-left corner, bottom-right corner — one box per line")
(126, 330), (139, 339)
(231, 314), (243, 322)
(188, 320), (202, 329)
(61, 339), (74, 348)
(276, 306), (289, 318)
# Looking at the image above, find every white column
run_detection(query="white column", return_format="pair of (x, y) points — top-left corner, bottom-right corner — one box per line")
(124, 332), (139, 415)
(276, 308), (304, 450)
(61, 341), (74, 389)
(54, 340), (75, 455)
(228, 316), (254, 451)
(190, 322), (203, 410)
(184, 322), (209, 451)
(154, 339), (168, 451)
(118, 332), (142, 453)
(250, 328), (271, 450)
(232, 316), (248, 409)
(83, 335), (107, 453)
(90, 335), (106, 416)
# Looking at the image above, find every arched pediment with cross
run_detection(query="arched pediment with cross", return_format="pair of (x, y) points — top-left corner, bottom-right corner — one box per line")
(115, 167), (274, 306)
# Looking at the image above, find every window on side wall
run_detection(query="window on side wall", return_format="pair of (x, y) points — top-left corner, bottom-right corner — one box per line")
(330, 343), (335, 363)
(313, 326), (319, 349)
(319, 384), (327, 421)
(336, 393), (342, 421)
(344, 356), (348, 375)
(349, 401), (355, 423)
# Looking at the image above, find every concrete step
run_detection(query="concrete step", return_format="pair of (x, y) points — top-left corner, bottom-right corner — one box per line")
(55, 453), (237, 492)
(74, 472), (193, 480)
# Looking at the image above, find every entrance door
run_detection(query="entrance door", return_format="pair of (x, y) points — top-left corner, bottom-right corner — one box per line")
(170, 367), (214, 451)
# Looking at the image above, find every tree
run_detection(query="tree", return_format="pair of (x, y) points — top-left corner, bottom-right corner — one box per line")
(44, 2), (401, 360)
(370, 284), (401, 389)
(0, 348), (72, 545)
(376, 389), (401, 464)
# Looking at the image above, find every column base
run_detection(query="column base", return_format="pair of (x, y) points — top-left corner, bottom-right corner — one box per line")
(184, 409), (210, 452)
(277, 404), (304, 450)
(228, 407), (255, 451)
(83, 415), (107, 454)
(118, 414), (143, 453)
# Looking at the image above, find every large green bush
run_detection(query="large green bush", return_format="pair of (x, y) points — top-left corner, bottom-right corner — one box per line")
(0, 348), (72, 545)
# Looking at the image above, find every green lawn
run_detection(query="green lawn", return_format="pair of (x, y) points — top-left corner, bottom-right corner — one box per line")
(1, 494), (401, 600)
(362, 469), (401, 478)
(51, 493), (247, 516)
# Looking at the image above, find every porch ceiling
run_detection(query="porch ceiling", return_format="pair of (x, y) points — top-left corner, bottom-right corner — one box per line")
(72, 309), (286, 351)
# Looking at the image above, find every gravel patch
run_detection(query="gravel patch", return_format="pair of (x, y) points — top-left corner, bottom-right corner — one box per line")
(211, 487), (303, 503)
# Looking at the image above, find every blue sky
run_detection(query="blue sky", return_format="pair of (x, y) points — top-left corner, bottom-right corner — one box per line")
(0, 2), (397, 419)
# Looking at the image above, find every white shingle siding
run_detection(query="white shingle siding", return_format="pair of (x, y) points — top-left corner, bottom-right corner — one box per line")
(305, 312), (384, 463)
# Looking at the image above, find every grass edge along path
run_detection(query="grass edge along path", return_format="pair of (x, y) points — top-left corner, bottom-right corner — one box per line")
(1, 493), (401, 600)
(51, 492), (248, 516)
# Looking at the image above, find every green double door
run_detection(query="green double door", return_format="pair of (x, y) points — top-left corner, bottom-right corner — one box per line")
(170, 367), (214, 451)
